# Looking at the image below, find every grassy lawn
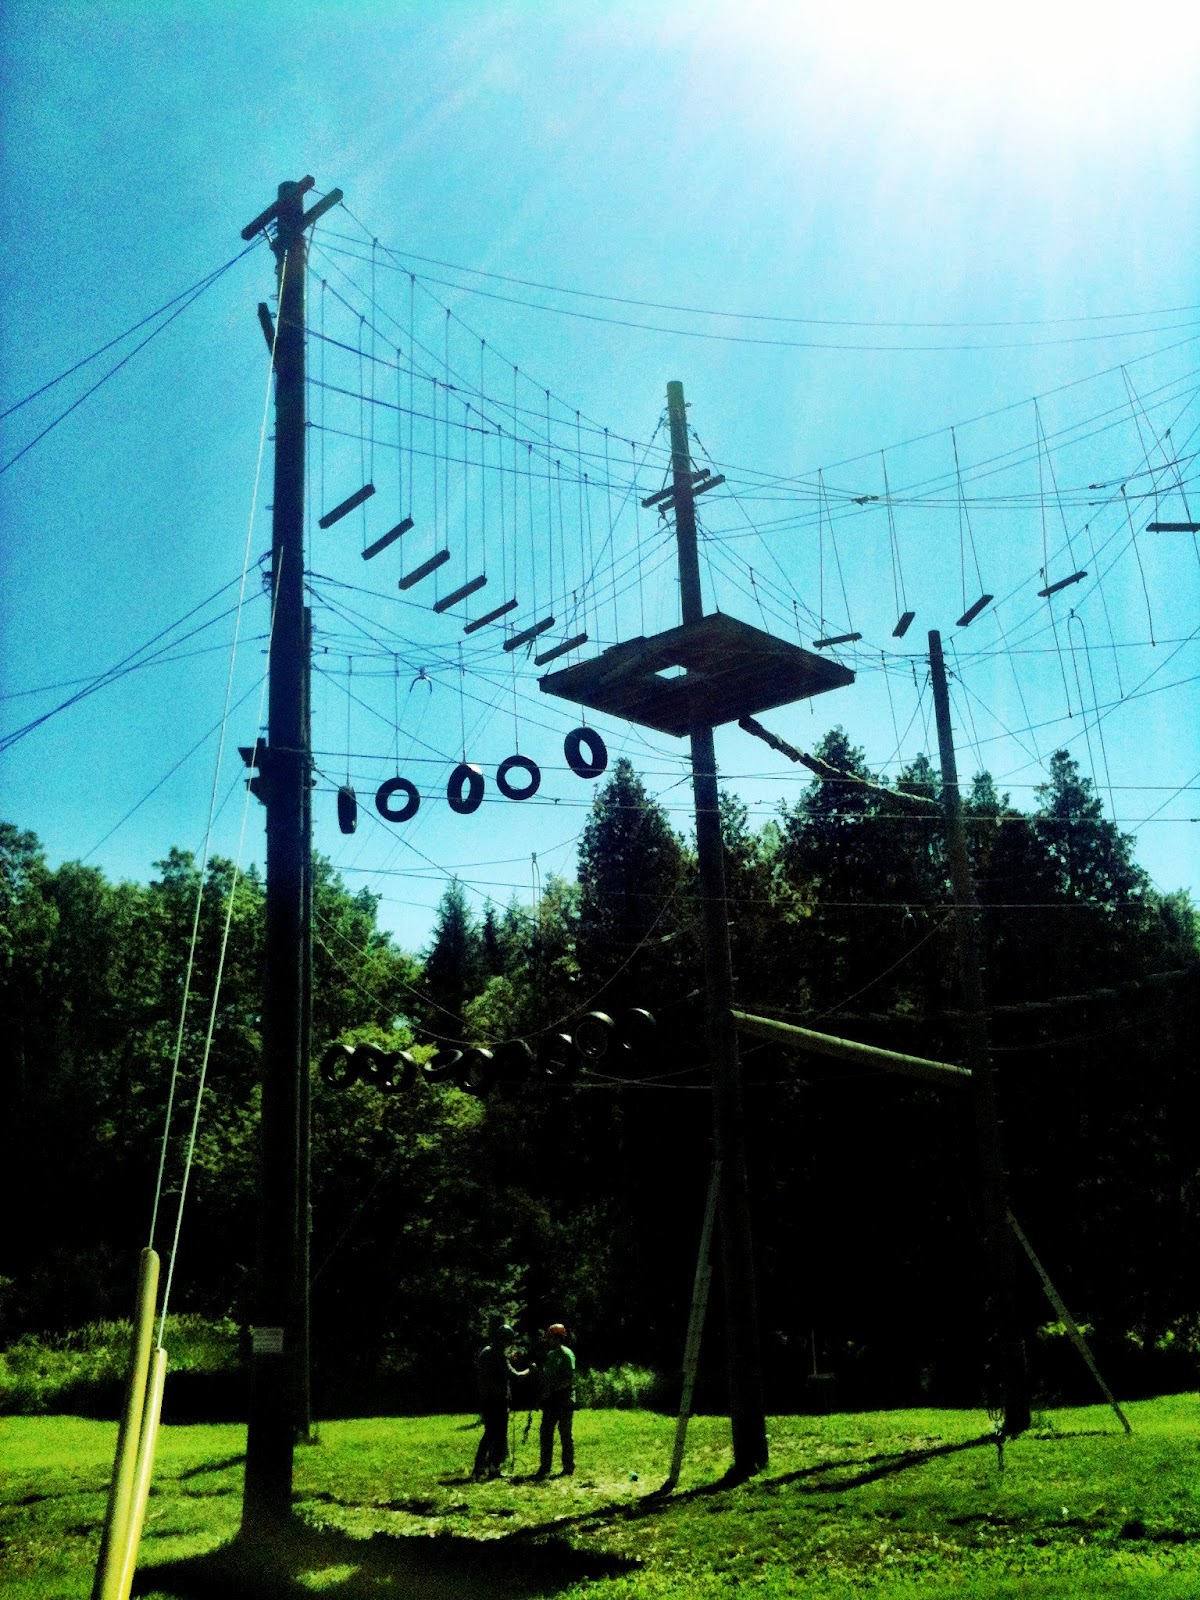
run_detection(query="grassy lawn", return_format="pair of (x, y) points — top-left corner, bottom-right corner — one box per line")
(1, 1397), (1197, 1598)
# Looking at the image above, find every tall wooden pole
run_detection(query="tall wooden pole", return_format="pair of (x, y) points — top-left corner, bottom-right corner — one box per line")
(242, 179), (312, 1536)
(928, 630), (1030, 1437)
(667, 380), (768, 1475)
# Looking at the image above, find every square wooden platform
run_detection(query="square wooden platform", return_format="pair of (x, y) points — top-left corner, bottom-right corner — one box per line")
(538, 612), (854, 736)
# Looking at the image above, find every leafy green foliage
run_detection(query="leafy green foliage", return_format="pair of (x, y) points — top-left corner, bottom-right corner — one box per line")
(1, 734), (1196, 1412)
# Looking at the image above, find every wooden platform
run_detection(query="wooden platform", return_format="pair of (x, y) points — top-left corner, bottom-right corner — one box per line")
(538, 612), (854, 736)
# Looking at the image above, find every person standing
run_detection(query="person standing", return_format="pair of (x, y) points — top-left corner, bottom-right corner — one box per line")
(473, 1322), (528, 1479)
(536, 1322), (576, 1478)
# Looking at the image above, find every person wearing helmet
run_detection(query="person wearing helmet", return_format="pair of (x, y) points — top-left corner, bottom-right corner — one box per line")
(473, 1319), (529, 1479)
(536, 1322), (576, 1478)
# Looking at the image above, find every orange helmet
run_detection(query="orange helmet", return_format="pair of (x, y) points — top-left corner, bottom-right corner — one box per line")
(546, 1322), (568, 1339)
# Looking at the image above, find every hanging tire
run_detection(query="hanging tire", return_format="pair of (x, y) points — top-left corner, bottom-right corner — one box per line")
(376, 776), (420, 823)
(458, 1046), (495, 1095)
(319, 1042), (356, 1086)
(564, 727), (607, 780)
(447, 763), (485, 815)
(493, 1038), (536, 1083)
(337, 784), (358, 834)
(386, 1050), (419, 1093)
(422, 1048), (462, 1084)
(496, 754), (541, 801)
(538, 1031), (578, 1080)
(573, 1011), (615, 1063)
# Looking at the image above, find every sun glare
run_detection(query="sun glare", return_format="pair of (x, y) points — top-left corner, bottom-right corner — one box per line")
(726, 0), (1200, 137)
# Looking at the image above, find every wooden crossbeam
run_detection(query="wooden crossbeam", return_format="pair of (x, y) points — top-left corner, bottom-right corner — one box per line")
(1146, 521), (1200, 532)
(732, 1009), (971, 1086)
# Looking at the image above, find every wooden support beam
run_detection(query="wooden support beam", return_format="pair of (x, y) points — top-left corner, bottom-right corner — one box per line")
(732, 1009), (971, 1085)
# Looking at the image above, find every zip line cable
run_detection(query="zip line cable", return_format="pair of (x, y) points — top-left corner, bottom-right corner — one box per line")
(1, 243), (260, 476)
(82, 677), (265, 864)
(0, 240), (260, 423)
(0, 580), (252, 752)
(148, 274), (283, 1323)
(317, 239), (1200, 353)
(311, 232), (1200, 332)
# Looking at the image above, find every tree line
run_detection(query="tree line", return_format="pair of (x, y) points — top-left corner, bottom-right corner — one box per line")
(1, 732), (1196, 1413)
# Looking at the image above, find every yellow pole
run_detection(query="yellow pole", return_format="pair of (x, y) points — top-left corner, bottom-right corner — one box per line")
(115, 1347), (168, 1600)
(92, 1247), (159, 1600)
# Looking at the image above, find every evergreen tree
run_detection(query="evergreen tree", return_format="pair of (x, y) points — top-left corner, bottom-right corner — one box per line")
(421, 879), (483, 1041)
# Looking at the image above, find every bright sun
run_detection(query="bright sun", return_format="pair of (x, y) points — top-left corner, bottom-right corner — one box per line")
(727, 0), (1200, 138)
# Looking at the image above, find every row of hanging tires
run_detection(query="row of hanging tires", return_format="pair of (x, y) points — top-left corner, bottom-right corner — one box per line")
(319, 1005), (655, 1096)
(337, 727), (608, 832)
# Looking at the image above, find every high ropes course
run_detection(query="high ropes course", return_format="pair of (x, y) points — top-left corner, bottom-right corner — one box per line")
(2, 173), (1196, 1590)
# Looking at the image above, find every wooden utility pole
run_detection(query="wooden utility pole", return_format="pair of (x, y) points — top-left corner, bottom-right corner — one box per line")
(928, 629), (1030, 1438)
(239, 176), (339, 1538)
(667, 380), (768, 1476)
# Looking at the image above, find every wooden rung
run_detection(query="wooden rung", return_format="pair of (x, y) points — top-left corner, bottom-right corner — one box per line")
(319, 483), (375, 529)
(535, 632), (589, 666)
(1037, 570), (1087, 598)
(463, 598), (518, 634)
(1146, 521), (1200, 532)
(504, 615), (555, 652)
(955, 594), (993, 627)
(892, 610), (916, 638)
(362, 516), (413, 560)
(813, 631), (862, 648)
(397, 549), (450, 590)
(433, 574), (487, 613)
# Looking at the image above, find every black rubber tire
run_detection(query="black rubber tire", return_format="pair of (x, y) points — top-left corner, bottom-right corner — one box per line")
(496, 754), (542, 800)
(375, 776), (420, 822)
(564, 726), (608, 780)
(337, 784), (358, 834)
(447, 763), (485, 815)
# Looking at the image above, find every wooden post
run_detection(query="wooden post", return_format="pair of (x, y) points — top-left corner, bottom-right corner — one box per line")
(667, 380), (768, 1476)
(242, 178), (313, 1538)
(660, 1161), (721, 1491)
(928, 630), (1030, 1437)
(92, 1248), (159, 1600)
(1007, 1211), (1131, 1434)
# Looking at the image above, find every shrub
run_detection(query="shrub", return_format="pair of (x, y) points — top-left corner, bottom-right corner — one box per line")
(0, 1316), (242, 1416)
(575, 1364), (670, 1409)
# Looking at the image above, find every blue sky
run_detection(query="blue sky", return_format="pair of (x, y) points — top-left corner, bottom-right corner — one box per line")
(2, 1), (1198, 953)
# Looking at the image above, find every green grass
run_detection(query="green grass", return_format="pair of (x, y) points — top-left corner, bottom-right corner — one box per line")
(1, 1397), (1197, 1598)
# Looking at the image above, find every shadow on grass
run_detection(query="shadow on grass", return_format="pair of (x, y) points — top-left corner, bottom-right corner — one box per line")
(137, 1519), (640, 1600)
(176, 1454), (246, 1481)
(498, 1433), (1000, 1545)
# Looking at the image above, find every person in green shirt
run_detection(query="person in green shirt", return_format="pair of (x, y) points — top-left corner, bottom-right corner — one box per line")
(536, 1322), (576, 1477)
